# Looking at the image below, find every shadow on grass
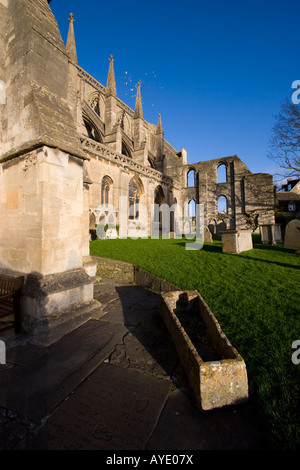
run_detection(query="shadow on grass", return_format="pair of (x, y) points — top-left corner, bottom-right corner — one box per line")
(239, 255), (300, 271)
(175, 241), (223, 253)
(252, 243), (297, 255)
(177, 239), (299, 269)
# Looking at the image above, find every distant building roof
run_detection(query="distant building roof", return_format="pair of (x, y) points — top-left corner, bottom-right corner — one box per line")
(280, 178), (300, 192)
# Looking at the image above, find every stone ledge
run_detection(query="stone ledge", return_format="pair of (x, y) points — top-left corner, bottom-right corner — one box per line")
(92, 256), (178, 292)
(25, 299), (102, 348)
(22, 268), (95, 298)
(92, 256), (135, 284)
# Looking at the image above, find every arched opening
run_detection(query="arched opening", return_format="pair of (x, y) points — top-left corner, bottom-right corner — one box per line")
(217, 196), (228, 214)
(148, 155), (156, 169)
(90, 96), (100, 117)
(129, 177), (143, 220)
(84, 120), (101, 142)
(187, 168), (195, 187)
(101, 176), (113, 206)
(154, 185), (165, 224)
(217, 164), (227, 183)
(188, 199), (196, 217)
(122, 141), (132, 158)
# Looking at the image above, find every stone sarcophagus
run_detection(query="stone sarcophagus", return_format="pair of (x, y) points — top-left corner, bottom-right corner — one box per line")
(160, 290), (248, 410)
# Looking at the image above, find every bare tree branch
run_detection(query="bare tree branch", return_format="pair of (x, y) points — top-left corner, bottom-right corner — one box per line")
(269, 99), (300, 176)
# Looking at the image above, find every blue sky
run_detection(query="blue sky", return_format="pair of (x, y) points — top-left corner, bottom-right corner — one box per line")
(50, 0), (300, 182)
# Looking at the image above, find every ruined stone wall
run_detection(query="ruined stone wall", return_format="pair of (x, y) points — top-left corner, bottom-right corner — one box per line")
(180, 155), (274, 233)
(243, 173), (275, 227)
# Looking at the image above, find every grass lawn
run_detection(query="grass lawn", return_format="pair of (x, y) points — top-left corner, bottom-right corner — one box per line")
(90, 234), (300, 450)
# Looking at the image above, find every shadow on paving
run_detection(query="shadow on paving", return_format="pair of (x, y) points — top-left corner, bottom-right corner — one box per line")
(0, 279), (267, 450)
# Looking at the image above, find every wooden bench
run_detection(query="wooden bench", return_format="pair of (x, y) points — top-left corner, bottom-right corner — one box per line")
(0, 274), (25, 333)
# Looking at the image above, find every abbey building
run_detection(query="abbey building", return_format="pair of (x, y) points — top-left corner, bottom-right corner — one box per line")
(65, 14), (274, 237)
(0, 0), (274, 342)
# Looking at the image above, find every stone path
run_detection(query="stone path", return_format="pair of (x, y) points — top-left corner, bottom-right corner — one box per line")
(0, 279), (266, 450)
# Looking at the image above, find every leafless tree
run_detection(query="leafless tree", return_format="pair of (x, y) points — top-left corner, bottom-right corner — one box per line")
(269, 99), (300, 177)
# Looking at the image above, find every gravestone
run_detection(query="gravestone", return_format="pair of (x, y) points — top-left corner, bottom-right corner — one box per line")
(221, 230), (253, 254)
(204, 226), (212, 243)
(89, 212), (96, 230)
(260, 224), (282, 245)
(284, 219), (300, 249)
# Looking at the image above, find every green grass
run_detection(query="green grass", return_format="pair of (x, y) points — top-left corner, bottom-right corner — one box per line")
(90, 235), (300, 450)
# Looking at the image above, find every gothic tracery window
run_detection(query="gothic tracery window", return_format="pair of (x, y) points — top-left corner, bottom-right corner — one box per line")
(101, 176), (113, 206)
(129, 180), (140, 220)
(129, 177), (144, 220)
(154, 185), (165, 223)
(90, 96), (100, 117)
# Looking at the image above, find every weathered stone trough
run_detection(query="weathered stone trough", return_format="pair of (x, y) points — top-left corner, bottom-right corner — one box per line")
(160, 290), (249, 411)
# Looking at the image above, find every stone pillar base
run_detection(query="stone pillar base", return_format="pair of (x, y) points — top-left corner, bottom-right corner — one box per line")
(20, 268), (102, 346)
(82, 256), (98, 277)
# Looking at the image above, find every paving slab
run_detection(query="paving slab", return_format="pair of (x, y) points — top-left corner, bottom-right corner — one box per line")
(15, 363), (172, 450)
(0, 320), (128, 423)
(147, 388), (266, 450)
(0, 278), (267, 450)
(109, 311), (179, 379)
(101, 305), (150, 326)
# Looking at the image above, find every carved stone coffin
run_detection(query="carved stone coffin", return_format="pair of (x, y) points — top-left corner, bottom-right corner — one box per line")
(160, 290), (249, 410)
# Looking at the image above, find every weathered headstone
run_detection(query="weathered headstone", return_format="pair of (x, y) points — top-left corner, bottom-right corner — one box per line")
(89, 211), (96, 230)
(204, 226), (212, 243)
(260, 224), (282, 245)
(284, 219), (300, 249)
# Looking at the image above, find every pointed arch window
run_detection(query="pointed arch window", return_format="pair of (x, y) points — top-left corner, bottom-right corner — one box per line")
(101, 176), (113, 206)
(154, 185), (165, 223)
(187, 168), (195, 187)
(90, 96), (100, 117)
(217, 196), (228, 214)
(188, 199), (196, 217)
(129, 180), (140, 220)
(217, 164), (227, 183)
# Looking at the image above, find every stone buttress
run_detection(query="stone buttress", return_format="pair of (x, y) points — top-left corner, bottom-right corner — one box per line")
(0, 0), (100, 345)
